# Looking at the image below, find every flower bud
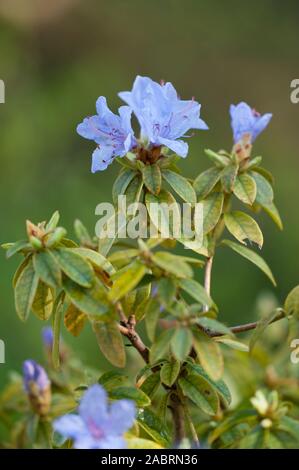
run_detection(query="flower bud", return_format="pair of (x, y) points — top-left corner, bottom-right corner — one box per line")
(45, 227), (67, 248)
(29, 236), (43, 250)
(23, 360), (51, 416)
(42, 327), (53, 350)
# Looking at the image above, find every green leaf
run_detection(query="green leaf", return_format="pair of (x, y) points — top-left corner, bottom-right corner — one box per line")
(162, 169), (196, 204)
(157, 392), (170, 423)
(98, 371), (128, 391)
(197, 317), (231, 335)
(192, 329), (224, 380)
(46, 210), (60, 231)
(110, 386), (150, 407)
(285, 285), (299, 317)
(238, 426), (265, 449)
(116, 155), (137, 170)
(6, 240), (30, 259)
(134, 284), (152, 321)
(216, 336), (249, 352)
(202, 192), (224, 234)
(152, 252), (193, 278)
(145, 190), (181, 238)
(157, 278), (176, 307)
(125, 174), (144, 207)
(52, 292), (64, 369)
(31, 281), (54, 321)
(33, 251), (62, 288)
(51, 248), (94, 288)
(13, 256), (31, 288)
(233, 173), (257, 205)
(71, 247), (115, 275)
(74, 219), (92, 246)
(205, 149), (231, 167)
(224, 211), (263, 248)
(179, 278), (213, 307)
(186, 361), (232, 407)
(137, 409), (171, 447)
(113, 168), (136, 203)
(140, 372), (161, 398)
(171, 328), (193, 361)
(160, 359), (180, 387)
(14, 258), (39, 321)
(145, 298), (161, 342)
(279, 416), (299, 440)
(245, 156), (262, 170)
(250, 171), (274, 204)
(93, 321), (126, 368)
(194, 167), (221, 199)
(150, 328), (176, 363)
(45, 227), (67, 248)
(208, 409), (257, 443)
(97, 210), (127, 256)
(250, 309), (285, 353)
(261, 201), (283, 230)
(127, 438), (162, 449)
(221, 162), (239, 192)
(62, 277), (110, 318)
(142, 164), (162, 195)
(221, 239), (276, 286)
(178, 374), (219, 415)
(64, 303), (86, 336)
(108, 260), (147, 302)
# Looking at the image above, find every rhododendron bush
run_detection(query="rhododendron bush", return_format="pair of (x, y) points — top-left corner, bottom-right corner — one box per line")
(1, 76), (299, 450)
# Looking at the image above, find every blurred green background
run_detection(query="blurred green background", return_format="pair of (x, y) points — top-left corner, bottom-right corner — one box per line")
(0, 0), (299, 385)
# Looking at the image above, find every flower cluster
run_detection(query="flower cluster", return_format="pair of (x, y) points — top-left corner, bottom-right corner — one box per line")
(77, 76), (208, 171)
(54, 384), (136, 449)
(77, 77), (272, 172)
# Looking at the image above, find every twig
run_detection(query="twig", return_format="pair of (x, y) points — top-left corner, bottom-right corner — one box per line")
(115, 301), (128, 324)
(118, 323), (150, 363)
(209, 310), (286, 337)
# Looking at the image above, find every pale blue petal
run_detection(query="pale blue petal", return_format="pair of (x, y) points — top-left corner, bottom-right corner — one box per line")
(252, 113), (272, 141)
(107, 400), (136, 435)
(77, 116), (100, 141)
(91, 147), (114, 173)
(73, 435), (100, 449)
(79, 384), (108, 426)
(97, 436), (127, 449)
(53, 414), (86, 439)
(158, 137), (188, 157)
(118, 106), (134, 134)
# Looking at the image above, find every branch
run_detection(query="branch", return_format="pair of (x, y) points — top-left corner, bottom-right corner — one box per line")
(209, 309), (286, 337)
(118, 323), (150, 363)
(116, 302), (150, 363)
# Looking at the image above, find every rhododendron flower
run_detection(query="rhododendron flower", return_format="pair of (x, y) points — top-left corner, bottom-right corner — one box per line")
(77, 97), (136, 172)
(119, 75), (208, 157)
(230, 101), (272, 144)
(54, 384), (136, 449)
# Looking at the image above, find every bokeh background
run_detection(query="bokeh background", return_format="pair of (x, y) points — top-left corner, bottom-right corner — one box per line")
(0, 0), (298, 386)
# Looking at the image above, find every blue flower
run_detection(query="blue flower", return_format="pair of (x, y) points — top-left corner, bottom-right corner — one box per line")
(23, 360), (50, 393)
(119, 76), (208, 158)
(23, 360), (51, 415)
(42, 327), (53, 349)
(230, 102), (272, 144)
(54, 384), (136, 449)
(77, 97), (136, 172)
